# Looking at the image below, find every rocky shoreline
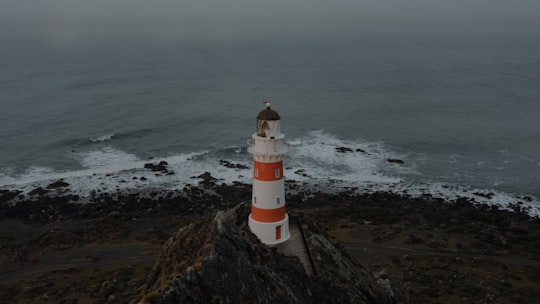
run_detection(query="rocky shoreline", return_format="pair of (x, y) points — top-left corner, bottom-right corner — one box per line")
(1, 173), (540, 303)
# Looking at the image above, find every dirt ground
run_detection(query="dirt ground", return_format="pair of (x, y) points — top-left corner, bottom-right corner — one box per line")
(1, 189), (539, 303)
(311, 201), (540, 304)
(0, 215), (192, 304)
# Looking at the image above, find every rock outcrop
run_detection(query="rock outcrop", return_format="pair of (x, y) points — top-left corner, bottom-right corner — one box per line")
(144, 161), (170, 173)
(138, 203), (404, 304)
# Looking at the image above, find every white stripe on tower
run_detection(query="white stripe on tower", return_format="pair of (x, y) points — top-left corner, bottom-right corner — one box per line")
(247, 102), (290, 244)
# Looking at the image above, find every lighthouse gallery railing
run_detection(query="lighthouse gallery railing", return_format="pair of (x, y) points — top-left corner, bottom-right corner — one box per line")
(247, 138), (289, 155)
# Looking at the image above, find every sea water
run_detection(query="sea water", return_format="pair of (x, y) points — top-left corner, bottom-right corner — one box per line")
(1, 21), (539, 216)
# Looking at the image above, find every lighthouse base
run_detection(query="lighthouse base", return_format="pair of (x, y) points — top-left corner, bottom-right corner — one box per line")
(248, 214), (290, 245)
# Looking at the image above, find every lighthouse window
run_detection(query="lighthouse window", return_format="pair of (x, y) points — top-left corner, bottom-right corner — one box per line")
(257, 120), (269, 137)
(275, 169), (280, 178)
(254, 168), (259, 177)
(253, 196), (257, 204)
(276, 197), (280, 205)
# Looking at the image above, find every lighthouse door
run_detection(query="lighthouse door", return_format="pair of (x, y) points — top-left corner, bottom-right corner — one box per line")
(276, 225), (282, 240)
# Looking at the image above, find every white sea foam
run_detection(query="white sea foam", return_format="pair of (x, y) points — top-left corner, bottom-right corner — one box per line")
(77, 147), (140, 169)
(90, 134), (114, 142)
(286, 130), (404, 184)
(0, 166), (59, 187)
(0, 146), (247, 198)
(378, 182), (540, 218)
(282, 131), (540, 217)
(1, 131), (538, 217)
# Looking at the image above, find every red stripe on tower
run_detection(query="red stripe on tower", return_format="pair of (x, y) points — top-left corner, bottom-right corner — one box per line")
(251, 205), (287, 223)
(253, 160), (284, 182)
(246, 101), (290, 245)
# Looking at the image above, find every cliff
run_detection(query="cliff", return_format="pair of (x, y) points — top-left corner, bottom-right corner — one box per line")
(138, 203), (404, 304)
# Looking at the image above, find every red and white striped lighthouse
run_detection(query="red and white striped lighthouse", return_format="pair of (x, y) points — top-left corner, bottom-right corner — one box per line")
(247, 101), (290, 244)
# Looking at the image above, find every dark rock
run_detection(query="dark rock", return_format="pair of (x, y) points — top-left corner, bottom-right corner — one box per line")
(219, 159), (249, 169)
(46, 179), (70, 189)
(0, 189), (22, 203)
(387, 159), (404, 164)
(29, 187), (49, 196)
(215, 183), (251, 203)
(420, 193), (433, 201)
(140, 177), (147, 181)
(193, 172), (218, 187)
(144, 161), (169, 172)
(335, 147), (366, 153)
(336, 146), (354, 153)
(473, 192), (494, 199)
(295, 169), (310, 177)
(139, 203), (404, 304)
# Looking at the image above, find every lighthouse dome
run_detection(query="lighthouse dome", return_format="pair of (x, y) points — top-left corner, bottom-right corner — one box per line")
(256, 108), (280, 121)
(255, 103), (282, 138)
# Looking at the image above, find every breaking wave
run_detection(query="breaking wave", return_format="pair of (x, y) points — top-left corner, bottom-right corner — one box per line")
(0, 131), (538, 217)
(89, 134), (114, 143)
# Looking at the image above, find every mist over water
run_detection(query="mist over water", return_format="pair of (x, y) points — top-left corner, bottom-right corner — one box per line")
(1, 0), (539, 213)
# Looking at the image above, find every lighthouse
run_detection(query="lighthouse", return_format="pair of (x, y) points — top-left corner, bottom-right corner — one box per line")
(247, 101), (290, 244)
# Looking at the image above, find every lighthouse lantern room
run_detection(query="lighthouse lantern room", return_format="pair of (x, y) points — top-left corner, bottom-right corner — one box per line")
(247, 101), (290, 244)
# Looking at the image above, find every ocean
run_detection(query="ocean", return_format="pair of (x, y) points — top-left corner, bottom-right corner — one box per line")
(1, 21), (539, 216)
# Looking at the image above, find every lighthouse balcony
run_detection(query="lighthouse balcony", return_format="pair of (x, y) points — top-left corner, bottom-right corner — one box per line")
(247, 137), (289, 155)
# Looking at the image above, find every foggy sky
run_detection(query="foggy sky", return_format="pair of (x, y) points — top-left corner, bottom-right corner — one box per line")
(2, 0), (539, 25)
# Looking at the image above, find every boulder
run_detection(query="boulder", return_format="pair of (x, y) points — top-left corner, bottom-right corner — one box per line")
(193, 172), (218, 187)
(28, 187), (49, 196)
(144, 161), (169, 172)
(0, 189), (22, 203)
(473, 192), (495, 199)
(46, 179), (70, 189)
(219, 159), (249, 169)
(336, 146), (354, 153)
